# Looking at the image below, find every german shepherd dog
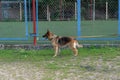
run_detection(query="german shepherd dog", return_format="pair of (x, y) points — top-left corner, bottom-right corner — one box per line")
(42, 30), (83, 57)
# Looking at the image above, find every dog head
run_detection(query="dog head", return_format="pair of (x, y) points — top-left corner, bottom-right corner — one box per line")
(42, 29), (55, 40)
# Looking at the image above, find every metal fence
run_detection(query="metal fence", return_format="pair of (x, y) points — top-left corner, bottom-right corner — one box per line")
(37, 0), (120, 42)
(80, 0), (119, 41)
(37, 0), (76, 21)
(0, 0), (118, 21)
(36, 0), (118, 21)
(0, 0), (28, 41)
(81, 0), (118, 20)
(0, 1), (24, 21)
(0, 0), (120, 45)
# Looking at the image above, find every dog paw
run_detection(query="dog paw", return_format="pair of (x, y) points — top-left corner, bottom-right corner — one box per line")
(53, 55), (57, 57)
(74, 54), (78, 56)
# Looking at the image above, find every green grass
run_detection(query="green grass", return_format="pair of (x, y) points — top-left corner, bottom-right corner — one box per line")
(0, 47), (119, 62)
(0, 47), (120, 80)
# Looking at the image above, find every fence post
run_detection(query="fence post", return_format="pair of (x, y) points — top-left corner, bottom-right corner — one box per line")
(19, 1), (22, 21)
(47, 5), (51, 21)
(106, 1), (108, 20)
(75, 2), (77, 20)
(36, 0), (39, 39)
(24, 0), (29, 39)
(29, 0), (31, 21)
(77, 0), (81, 40)
(32, 0), (37, 46)
(0, 1), (1, 20)
(119, 0), (120, 36)
(59, 0), (63, 20)
(93, 0), (95, 21)
(90, 0), (92, 20)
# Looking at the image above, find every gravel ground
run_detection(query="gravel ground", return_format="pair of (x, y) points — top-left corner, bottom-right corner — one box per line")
(0, 62), (44, 80)
(0, 56), (120, 80)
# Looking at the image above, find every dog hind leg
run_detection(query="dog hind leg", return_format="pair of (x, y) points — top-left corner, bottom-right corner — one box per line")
(69, 44), (78, 56)
(71, 47), (78, 56)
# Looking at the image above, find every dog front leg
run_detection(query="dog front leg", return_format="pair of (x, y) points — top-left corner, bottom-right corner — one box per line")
(53, 46), (59, 57)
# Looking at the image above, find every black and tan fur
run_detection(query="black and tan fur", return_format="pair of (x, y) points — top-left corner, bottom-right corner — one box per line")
(42, 30), (83, 57)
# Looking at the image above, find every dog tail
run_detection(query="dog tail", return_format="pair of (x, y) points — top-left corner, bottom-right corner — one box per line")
(76, 41), (83, 48)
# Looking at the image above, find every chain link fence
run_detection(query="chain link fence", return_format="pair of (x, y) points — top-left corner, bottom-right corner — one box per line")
(0, 0), (119, 45)
(0, 0), (118, 21)
(0, 0), (24, 21)
(38, 0), (118, 21)
(0, 0), (27, 39)
(38, 0), (76, 21)
(0, 0), (76, 21)
(80, 0), (119, 45)
(82, 0), (118, 20)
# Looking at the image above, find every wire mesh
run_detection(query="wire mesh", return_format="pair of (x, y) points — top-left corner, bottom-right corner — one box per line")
(0, 0), (27, 39)
(37, 0), (76, 21)
(81, 0), (118, 39)
(0, 0), (120, 45)
(37, 0), (77, 40)
(81, 0), (118, 20)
